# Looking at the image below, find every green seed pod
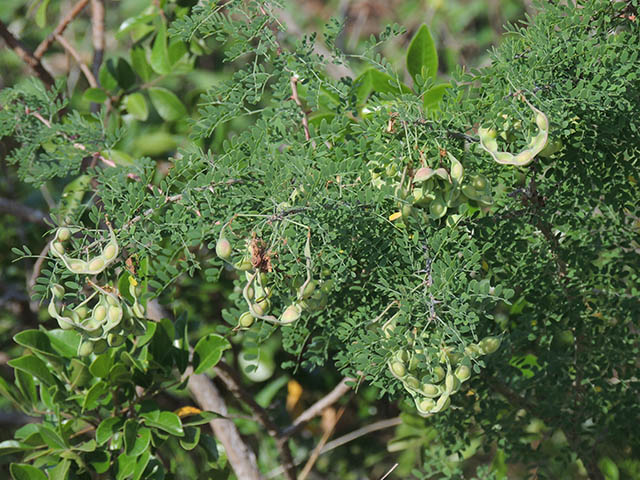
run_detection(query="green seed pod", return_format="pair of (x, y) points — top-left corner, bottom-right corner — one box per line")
(535, 111), (549, 131)
(93, 339), (108, 354)
(83, 319), (103, 337)
(416, 397), (436, 414)
(479, 336), (501, 355)
(103, 243), (118, 261)
(421, 383), (441, 398)
(108, 306), (123, 324)
(57, 316), (75, 330)
(56, 227), (72, 242)
(403, 375), (420, 392)
(216, 237), (232, 260)
(390, 361), (406, 378)
(239, 311), (255, 328)
(252, 298), (271, 316)
(93, 305), (107, 323)
(73, 305), (89, 321)
(455, 365), (472, 383)
(445, 371), (460, 394)
(88, 257), (106, 274)
(235, 255), (253, 271)
(432, 365), (446, 383)
(77, 341), (94, 356)
(471, 175), (488, 192)
(132, 303), (145, 318)
(431, 393), (451, 413)
(51, 284), (65, 299)
(300, 280), (317, 300)
(281, 304), (302, 324)
(461, 184), (481, 201)
(107, 333), (125, 347)
(429, 196), (447, 219)
(464, 343), (482, 357)
(69, 260), (88, 273)
(52, 241), (65, 255)
(448, 153), (464, 183)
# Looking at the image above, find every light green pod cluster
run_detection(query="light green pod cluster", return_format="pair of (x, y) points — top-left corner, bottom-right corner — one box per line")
(50, 223), (119, 275)
(386, 330), (501, 417)
(47, 283), (142, 356)
(478, 98), (549, 167)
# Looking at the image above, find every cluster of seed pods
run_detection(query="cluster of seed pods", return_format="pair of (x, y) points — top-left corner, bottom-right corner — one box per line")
(383, 316), (501, 417)
(47, 225), (145, 355)
(478, 97), (549, 167)
(216, 229), (330, 329)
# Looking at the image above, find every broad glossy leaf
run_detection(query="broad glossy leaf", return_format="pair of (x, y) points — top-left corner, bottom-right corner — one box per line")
(0, 440), (36, 456)
(96, 417), (124, 446)
(8, 355), (55, 386)
(150, 25), (171, 75)
(423, 83), (451, 111)
(179, 426), (200, 450)
(116, 453), (136, 480)
(130, 47), (153, 82)
(141, 410), (184, 436)
(89, 353), (113, 379)
(406, 24), (438, 84)
(132, 450), (151, 480)
(124, 93), (149, 121)
(83, 88), (108, 104)
(82, 381), (109, 410)
(9, 463), (47, 480)
(193, 334), (231, 374)
(47, 459), (70, 479)
(46, 329), (81, 358)
(149, 87), (187, 121)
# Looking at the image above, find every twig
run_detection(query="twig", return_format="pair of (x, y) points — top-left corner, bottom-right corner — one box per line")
(90, 0), (105, 81)
(280, 376), (354, 440)
(0, 197), (49, 225)
(380, 463), (399, 480)
(187, 372), (264, 480)
(214, 362), (297, 480)
(0, 20), (55, 88)
(34, 0), (89, 59)
(298, 403), (347, 480)
(289, 76), (311, 142)
(54, 34), (98, 88)
(27, 243), (51, 312)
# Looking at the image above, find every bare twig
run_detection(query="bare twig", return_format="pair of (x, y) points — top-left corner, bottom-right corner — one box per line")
(90, 0), (105, 81)
(290, 76), (311, 142)
(380, 463), (399, 480)
(34, 0), (90, 59)
(187, 372), (264, 480)
(214, 362), (297, 480)
(280, 376), (354, 440)
(0, 20), (55, 88)
(299, 404), (347, 480)
(0, 197), (49, 225)
(54, 34), (98, 88)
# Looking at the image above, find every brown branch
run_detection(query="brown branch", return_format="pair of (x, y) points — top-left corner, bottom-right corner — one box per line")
(0, 20), (55, 88)
(290, 76), (311, 142)
(280, 376), (354, 440)
(54, 34), (98, 88)
(214, 362), (297, 480)
(187, 372), (264, 480)
(34, 0), (90, 59)
(90, 0), (105, 81)
(299, 403), (347, 480)
(0, 197), (49, 225)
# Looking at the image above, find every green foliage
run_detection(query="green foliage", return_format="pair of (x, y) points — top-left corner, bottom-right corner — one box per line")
(1, 0), (639, 478)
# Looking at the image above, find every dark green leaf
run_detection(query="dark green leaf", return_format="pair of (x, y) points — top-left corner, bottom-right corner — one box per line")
(193, 334), (230, 374)
(179, 426), (200, 450)
(130, 47), (153, 82)
(96, 417), (124, 446)
(83, 88), (108, 104)
(8, 355), (55, 386)
(141, 410), (184, 437)
(89, 353), (113, 379)
(406, 24), (438, 84)
(423, 83), (451, 111)
(150, 25), (172, 75)
(149, 87), (187, 121)
(124, 93), (149, 121)
(9, 463), (47, 480)
(46, 330), (81, 358)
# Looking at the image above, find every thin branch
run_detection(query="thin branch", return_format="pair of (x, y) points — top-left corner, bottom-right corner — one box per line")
(0, 197), (49, 225)
(290, 76), (311, 142)
(298, 403), (347, 480)
(34, 0), (89, 59)
(54, 33), (98, 88)
(0, 20), (55, 88)
(280, 376), (354, 440)
(90, 0), (105, 81)
(214, 362), (297, 480)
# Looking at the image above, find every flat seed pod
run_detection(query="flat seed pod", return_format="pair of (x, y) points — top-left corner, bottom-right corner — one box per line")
(455, 365), (472, 383)
(239, 311), (255, 327)
(281, 304), (302, 324)
(389, 361), (406, 378)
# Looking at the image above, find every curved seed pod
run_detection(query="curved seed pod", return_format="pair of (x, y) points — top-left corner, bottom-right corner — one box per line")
(252, 298), (271, 316)
(74, 305), (89, 320)
(448, 153), (464, 183)
(280, 304), (302, 324)
(471, 175), (489, 192)
(77, 341), (94, 356)
(389, 361), (406, 378)
(415, 397), (436, 416)
(413, 167), (448, 184)
(445, 370), (461, 394)
(68, 259), (88, 274)
(87, 257), (106, 274)
(51, 241), (65, 256)
(465, 343), (482, 357)
(238, 311), (255, 328)
(421, 383), (441, 398)
(132, 303), (145, 318)
(429, 195), (447, 219)
(403, 375), (421, 393)
(48, 299), (75, 329)
(479, 336), (501, 354)
(107, 333), (125, 347)
(455, 365), (472, 383)
(444, 187), (461, 208)
(51, 284), (65, 300)
(107, 305), (123, 324)
(431, 393), (451, 413)
(56, 227), (72, 242)
(299, 280), (317, 300)
(93, 305), (107, 323)
(432, 365), (446, 383)
(103, 243), (118, 261)
(235, 255), (253, 271)
(216, 237), (232, 260)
